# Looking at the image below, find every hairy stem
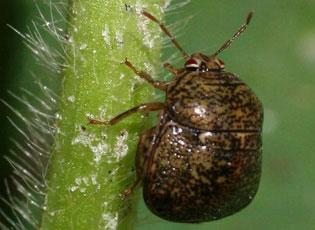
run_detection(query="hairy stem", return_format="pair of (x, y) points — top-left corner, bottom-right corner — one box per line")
(41, 1), (164, 229)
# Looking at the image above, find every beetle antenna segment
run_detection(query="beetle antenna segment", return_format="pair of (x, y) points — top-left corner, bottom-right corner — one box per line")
(213, 11), (254, 57)
(142, 10), (189, 60)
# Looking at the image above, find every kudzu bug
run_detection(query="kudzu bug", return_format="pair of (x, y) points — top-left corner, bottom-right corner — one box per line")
(90, 10), (263, 223)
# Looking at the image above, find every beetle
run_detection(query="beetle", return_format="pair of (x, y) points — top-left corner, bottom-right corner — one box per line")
(89, 10), (263, 223)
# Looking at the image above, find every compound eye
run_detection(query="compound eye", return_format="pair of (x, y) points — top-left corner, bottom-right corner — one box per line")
(185, 58), (201, 70)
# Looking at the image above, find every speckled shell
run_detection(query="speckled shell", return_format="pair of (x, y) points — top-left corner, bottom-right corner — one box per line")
(167, 71), (263, 131)
(143, 71), (263, 223)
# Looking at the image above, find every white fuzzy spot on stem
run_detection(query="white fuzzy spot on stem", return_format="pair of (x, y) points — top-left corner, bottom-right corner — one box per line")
(115, 30), (124, 48)
(112, 130), (129, 161)
(102, 24), (111, 46)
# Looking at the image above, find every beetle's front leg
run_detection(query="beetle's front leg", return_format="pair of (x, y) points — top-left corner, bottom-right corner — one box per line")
(88, 102), (164, 126)
(123, 59), (169, 91)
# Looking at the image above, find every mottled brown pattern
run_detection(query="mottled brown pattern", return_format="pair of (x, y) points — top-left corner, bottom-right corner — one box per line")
(120, 68), (264, 223)
(136, 70), (263, 223)
(143, 114), (262, 222)
(167, 71), (263, 131)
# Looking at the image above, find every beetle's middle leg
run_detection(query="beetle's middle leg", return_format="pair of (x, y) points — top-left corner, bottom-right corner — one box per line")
(89, 102), (164, 126)
(124, 59), (168, 91)
(123, 127), (156, 198)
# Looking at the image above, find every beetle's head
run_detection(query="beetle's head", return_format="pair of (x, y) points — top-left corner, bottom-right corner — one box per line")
(184, 53), (225, 72)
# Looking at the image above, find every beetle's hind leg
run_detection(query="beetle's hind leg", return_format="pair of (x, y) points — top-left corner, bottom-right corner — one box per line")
(122, 127), (156, 198)
(88, 102), (164, 126)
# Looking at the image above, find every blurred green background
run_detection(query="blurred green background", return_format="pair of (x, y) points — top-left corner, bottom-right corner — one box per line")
(0, 0), (45, 216)
(1, 0), (315, 229)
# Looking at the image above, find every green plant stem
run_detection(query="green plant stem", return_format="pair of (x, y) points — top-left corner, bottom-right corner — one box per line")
(41, 1), (163, 229)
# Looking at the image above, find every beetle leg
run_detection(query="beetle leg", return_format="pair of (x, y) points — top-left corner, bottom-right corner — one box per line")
(88, 102), (165, 126)
(164, 62), (180, 75)
(123, 59), (168, 91)
(122, 177), (141, 199)
(122, 127), (156, 198)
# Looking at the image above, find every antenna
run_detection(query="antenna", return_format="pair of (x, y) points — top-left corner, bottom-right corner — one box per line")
(142, 10), (189, 60)
(213, 12), (254, 56)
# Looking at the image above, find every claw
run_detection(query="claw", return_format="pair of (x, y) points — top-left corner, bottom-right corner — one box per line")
(121, 57), (129, 65)
(120, 178), (141, 200)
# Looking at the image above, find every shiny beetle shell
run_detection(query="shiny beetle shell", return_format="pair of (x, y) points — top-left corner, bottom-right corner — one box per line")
(143, 71), (263, 222)
(89, 10), (263, 223)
